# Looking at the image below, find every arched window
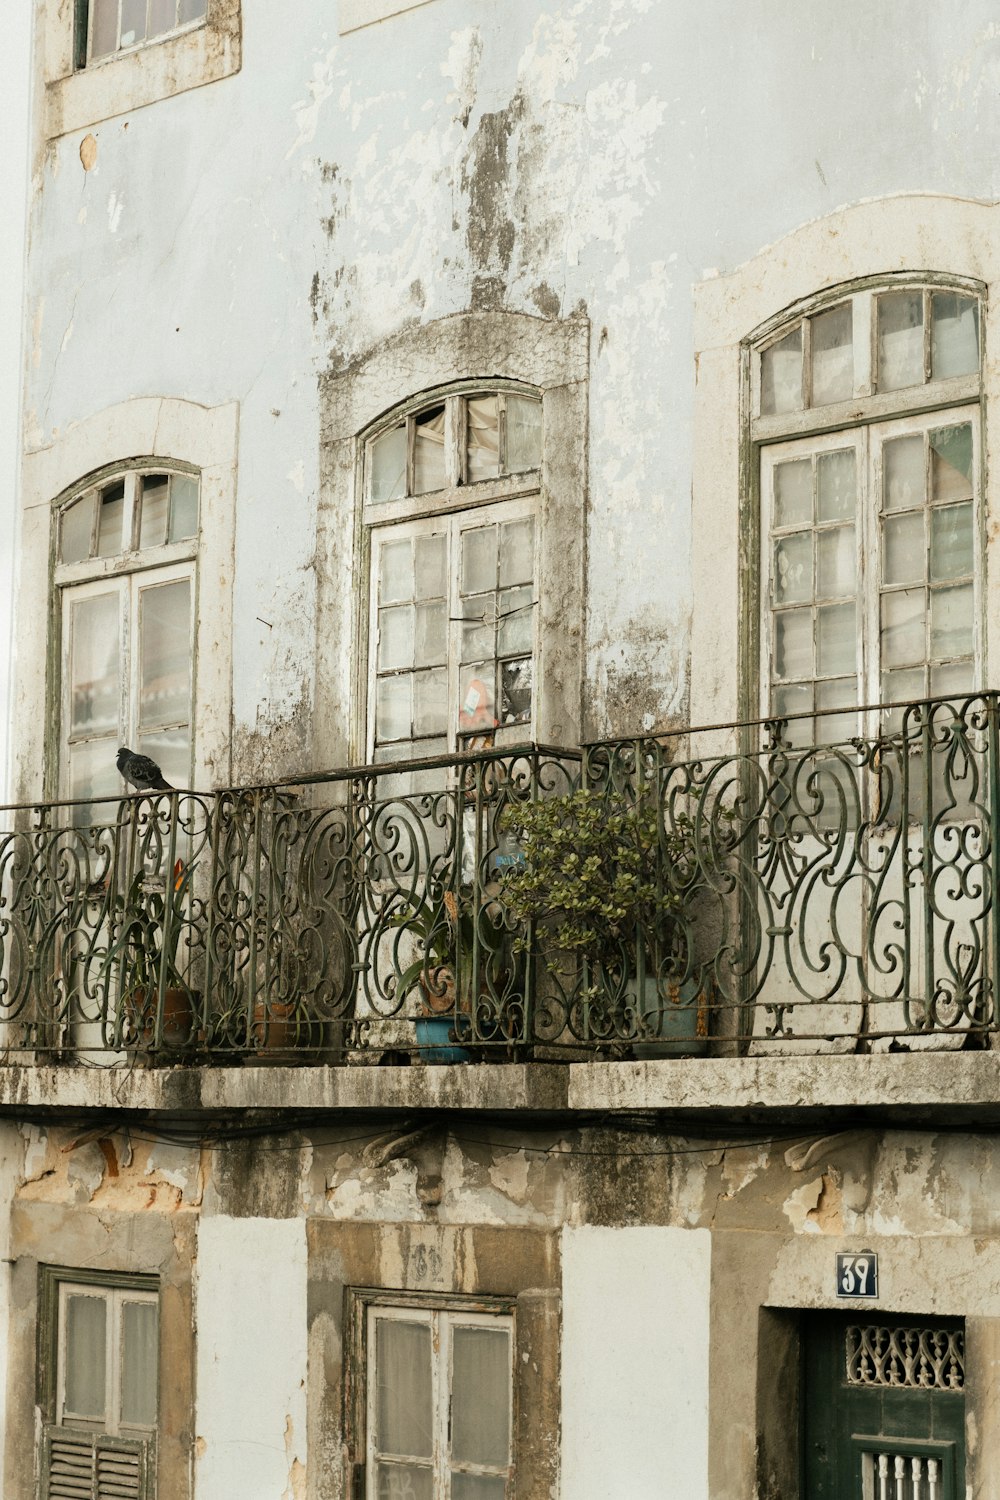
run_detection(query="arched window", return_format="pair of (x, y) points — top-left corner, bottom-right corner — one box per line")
(753, 278), (983, 742)
(363, 384), (543, 762)
(55, 463), (200, 810)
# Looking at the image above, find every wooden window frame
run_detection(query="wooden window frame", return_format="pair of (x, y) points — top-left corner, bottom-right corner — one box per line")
(76, 0), (208, 70)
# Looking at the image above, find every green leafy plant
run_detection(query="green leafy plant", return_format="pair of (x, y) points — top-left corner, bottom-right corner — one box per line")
(392, 886), (516, 1017)
(103, 858), (195, 997)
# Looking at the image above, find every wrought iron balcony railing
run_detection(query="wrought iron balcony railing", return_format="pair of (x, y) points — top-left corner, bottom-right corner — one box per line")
(1, 694), (998, 1065)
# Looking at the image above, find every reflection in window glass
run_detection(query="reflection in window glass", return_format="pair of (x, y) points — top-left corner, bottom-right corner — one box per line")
(931, 293), (979, 380)
(760, 328), (802, 415)
(139, 475), (170, 549)
(168, 474), (200, 541)
(371, 424), (407, 503)
(61, 494), (95, 565)
(877, 292), (924, 391)
(413, 406), (447, 494)
(810, 303), (853, 406)
(467, 397), (500, 483)
(506, 395), (542, 470)
(96, 483), (126, 557)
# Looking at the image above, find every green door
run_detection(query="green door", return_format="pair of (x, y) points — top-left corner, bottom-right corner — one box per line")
(803, 1313), (965, 1498)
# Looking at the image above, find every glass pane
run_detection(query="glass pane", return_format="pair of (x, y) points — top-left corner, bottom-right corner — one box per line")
(772, 682), (812, 747)
(930, 583), (973, 658)
(371, 425), (408, 503)
(148, 0), (177, 38)
(139, 474), (170, 550)
(884, 512), (925, 587)
(931, 660), (973, 700)
(467, 397), (500, 483)
(816, 449), (855, 522)
(120, 1300), (158, 1428)
(816, 602), (856, 676)
(506, 394), (542, 471)
(375, 1320), (433, 1459)
(413, 669), (448, 737)
(500, 657), (532, 725)
(452, 1475), (508, 1500)
(462, 528), (496, 595)
(375, 1464), (433, 1500)
(810, 302), (853, 405)
(69, 739), (120, 816)
(379, 607), (415, 671)
(415, 602), (446, 665)
(91, 0), (119, 56)
(61, 495), (94, 565)
(413, 406), (447, 494)
(458, 667), (497, 735)
(376, 676), (412, 743)
(930, 425), (973, 502)
(451, 1326), (510, 1467)
(760, 327), (802, 415)
(884, 435), (925, 512)
(70, 592), (120, 735)
(816, 525), (855, 599)
(881, 666), (925, 732)
(931, 292), (979, 380)
(137, 728), (190, 788)
(773, 461), (811, 529)
(96, 482), (126, 557)
(774, 609), (812, 681)
(878, 291), (924, 391)
(498, 587), (533, 656)
(380, 539), (414, 605)
(168, 474), (199, 542)
(414, 534), (446, 600)
(882, 589), (926, 667)
(178, 0), (207, 21)
(120, 0), (147, 46)
(499, 518), (534, 587)
(772, 533), (811, 605)
(816, 677), (857, 743)
(139, 579), (191, 729)
(64, 1294), (107, 1420)
(930, 503), (973, 582)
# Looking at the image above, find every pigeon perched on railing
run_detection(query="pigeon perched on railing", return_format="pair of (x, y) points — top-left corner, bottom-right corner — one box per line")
(116, 747), (174, 792)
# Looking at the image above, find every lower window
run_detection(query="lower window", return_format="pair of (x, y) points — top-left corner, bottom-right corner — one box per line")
(362, 1298), (514, 1499)
(40, 1267), (159, 1500)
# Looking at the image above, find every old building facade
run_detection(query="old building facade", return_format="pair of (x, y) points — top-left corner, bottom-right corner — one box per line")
(3, 2), (1000, 1496)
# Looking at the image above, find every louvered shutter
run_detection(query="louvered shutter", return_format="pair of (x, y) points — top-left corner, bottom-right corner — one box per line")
(42, 1427), (149, 1500)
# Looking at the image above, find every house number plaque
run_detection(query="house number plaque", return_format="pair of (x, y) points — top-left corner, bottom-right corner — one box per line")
(836, 1250), (879, 1299)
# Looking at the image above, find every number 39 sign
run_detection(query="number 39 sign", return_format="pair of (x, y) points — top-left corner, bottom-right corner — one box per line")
(836, 1251), (879, 1299)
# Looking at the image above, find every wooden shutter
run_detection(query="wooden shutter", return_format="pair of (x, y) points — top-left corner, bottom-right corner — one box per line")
(42, 1427), (148, 1500)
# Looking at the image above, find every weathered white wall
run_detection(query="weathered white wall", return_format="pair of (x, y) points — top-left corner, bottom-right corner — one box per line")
(0, 1125), (26, 1495)
(195, 1216), (308, 1500)
(560, 1225), (711, 1500)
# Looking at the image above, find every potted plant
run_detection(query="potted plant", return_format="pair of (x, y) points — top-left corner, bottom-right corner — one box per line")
(497, 789), (708, 1056)
(103, 859), (197, 1052)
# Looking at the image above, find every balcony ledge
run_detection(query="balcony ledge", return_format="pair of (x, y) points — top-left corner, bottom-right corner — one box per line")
(0, 1053), (999, 1125)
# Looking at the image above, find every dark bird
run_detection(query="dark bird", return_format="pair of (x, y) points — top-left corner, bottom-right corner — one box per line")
(116, 746), (174, 792)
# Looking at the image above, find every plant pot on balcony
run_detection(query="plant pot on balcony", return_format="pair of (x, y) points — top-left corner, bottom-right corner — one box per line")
(251, 998), (308, 1056)
(124, 986), (197, 1053)
(416, 967), (472, 1062)
(630, 975), (709, 1059)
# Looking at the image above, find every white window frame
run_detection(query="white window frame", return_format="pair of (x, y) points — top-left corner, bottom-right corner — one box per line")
(365, 1301), (514, 1498)
(56, 1280), (159, 1435)
(82, 0), (208, 69)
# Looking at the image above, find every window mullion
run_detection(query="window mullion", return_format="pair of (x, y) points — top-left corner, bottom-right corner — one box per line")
(108, 1287), (121, 1437)
(123, 471), (140, 553)
(436, 1310), (449, 1498)
(447, 514), (461, 756)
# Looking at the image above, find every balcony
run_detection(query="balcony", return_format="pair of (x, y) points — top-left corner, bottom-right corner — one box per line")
(2, 697), (999, 1102)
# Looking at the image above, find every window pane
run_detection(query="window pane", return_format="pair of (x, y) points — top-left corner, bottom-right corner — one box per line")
(773, 610), (812, 681)
(930, 425), (973, 502)
(931, 292), (979, 380)
(148, 0), (177, 39)
(498, 587), (533, 656)
(882, 589), (925, 667)
(120, 1300), (158, 1428)
(884, 512), (925, 587)
(64, 1294), (107, 1420)
(69, 739), (120, 816)
(138, 728), (190, 788)
(120, 0), (147, 46)
(500, 657), (532, 725)
(772, 682), (812, 747)
(91, 0), (119, 57)
(70, 592), (120, 736)
(414, 669), (448, 737)
(372, 425), (408, 503)
(499, 518), (534, 587)
(816, 677), (857, 743)
(379, 607), (415, 671)
(467, 397), (500, 482)
(376, 677), (412, 743)
(930, 583), (974, 659)
(415, 602), (447, 664)
(380, 539), (414, 605)
(816, 449), (855, 522)
(462, 528), (497, 595)
(458, 667), (497, 735)
(460, 601), (493, 665)
(816, 602), (856, 676)
(931, 660), (973, 699)
(930, 503), (973, 582)
(816, 525), (854, 600)
(375, 1320), (433, 1459)
(452, 1476), (508, 1500)
(451, 1326), (510, 1468)
(811, 303), (853, 406)
(505, 394), (542, 471)
(760, 328), (802, 415)
(878, 291), (924, 391)
(61, 495), (95, 565)
(414, 534), (446, 600)
(773, 460), (811, 529)
(178, 0), (207, 21)
(139, 474), (170, 550)
(884, 435), (925, 512)
(375, 1464), (433, 1500)
(168, 475), (199, 542)
(139, 579), (191, 729)
(413, 406), (447, 494)
(96, 482), (126, 557)
(772, 533), (811, 605)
